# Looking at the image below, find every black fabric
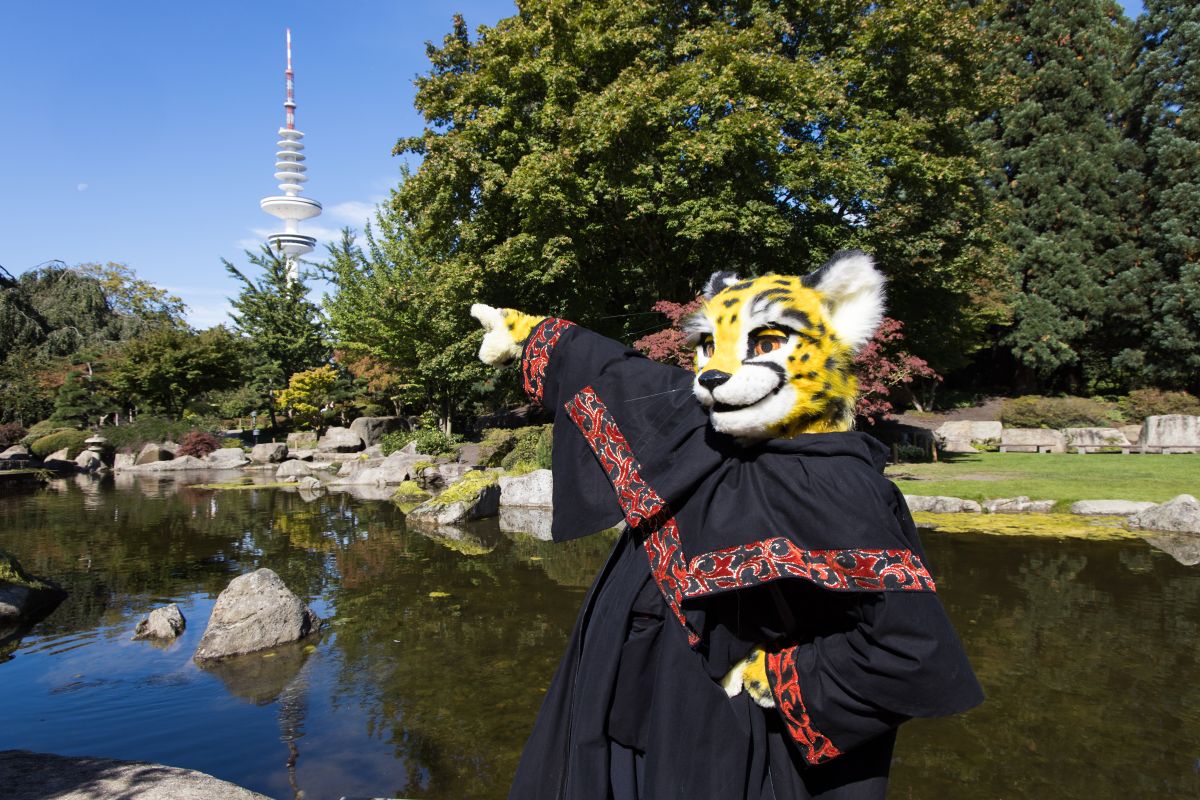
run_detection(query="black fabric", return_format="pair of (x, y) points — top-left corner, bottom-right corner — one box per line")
(512, 322), (983, 799)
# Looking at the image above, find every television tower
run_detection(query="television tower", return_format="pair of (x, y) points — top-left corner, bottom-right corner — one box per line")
(260, 29), (321, 282)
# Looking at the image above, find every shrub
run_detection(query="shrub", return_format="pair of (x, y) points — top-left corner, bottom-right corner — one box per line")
(178, 431), (220, 458)
(1119, 389), (1200, 422)
(20, 419), (70, 446)
(999, 396), (1120, 429)
(0, 423), (27, 448)
(380, 427), (463, 457)
(103, 416), (210, 452)
(30, 429), (90, 459)
(895, 443), (934, 463)
(221, 437), (245, 450)
(500, 425), (553, 471)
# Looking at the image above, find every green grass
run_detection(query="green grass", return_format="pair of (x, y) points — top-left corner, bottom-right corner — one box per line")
(887, 451), (1197, 507)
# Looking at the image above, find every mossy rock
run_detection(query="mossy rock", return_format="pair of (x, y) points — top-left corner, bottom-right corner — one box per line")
(30, 429), (89, 459)
(407, 470), (500, 526)
(393, 480), (430, 501)
(0, 549), (67, 622)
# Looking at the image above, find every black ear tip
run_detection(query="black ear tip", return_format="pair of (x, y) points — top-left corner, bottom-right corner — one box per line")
(702, 270), (740, 300)
(801, 249), (875, 287)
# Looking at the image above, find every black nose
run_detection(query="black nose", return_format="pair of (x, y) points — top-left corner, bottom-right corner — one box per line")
(697, 370), (732, 391)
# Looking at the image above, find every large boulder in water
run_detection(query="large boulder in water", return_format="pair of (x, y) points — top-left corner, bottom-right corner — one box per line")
(407, 470), (500, 526)
(249, 442), (288, 463)
(135, 443), (174, 465)
(499, 469), (553, 507)
(316, 427), (363, 453)
(193, 569), (319, 661)
(1128, 494), (1200, 534)
(132, 603), (186, 640)
(0, 551), (66, 624)
(348, 416), (406, 447)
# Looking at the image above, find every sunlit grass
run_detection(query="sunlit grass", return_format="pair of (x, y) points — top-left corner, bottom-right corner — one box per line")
(887, 451), (1197, 507)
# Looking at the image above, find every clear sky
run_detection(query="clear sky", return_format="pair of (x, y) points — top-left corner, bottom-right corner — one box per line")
(1, 1), (1145, 328)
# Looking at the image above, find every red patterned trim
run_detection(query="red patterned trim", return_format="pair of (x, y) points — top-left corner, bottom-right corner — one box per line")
(683, 539), (935, 598)
(564, 385), (935, 649)
(767, 647), (842, 765)
(521, 318), (575, 406)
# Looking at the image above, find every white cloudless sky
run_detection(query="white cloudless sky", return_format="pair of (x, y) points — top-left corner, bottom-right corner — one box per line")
(0, 1), (1146, 328)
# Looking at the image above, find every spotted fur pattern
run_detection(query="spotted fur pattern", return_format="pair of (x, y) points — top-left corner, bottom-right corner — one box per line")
(685, 250), (885, 441)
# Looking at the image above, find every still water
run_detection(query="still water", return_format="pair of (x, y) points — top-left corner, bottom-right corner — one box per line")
(1, 476), (1197, 799)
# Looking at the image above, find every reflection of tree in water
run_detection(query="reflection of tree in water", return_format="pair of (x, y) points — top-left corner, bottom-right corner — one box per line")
(327, 522), (613, 798)
(892, 531), (1200, 800)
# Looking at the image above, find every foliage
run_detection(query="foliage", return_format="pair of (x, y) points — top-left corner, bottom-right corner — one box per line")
(224, 246), (329, 423)
(49, 370), (103, 426)
(500, 425), (553, 472)
(999, 396), (1121, 429)
(379, 425), (464, 457)
(177, 431), (220, 458)
(275, 365), (340, 432)
(102, 415), (215, 452)
(1124, 0), (1200, 391)
(74, 262), (187, 329)
(29, 429), (89, 459)
(894, 443), (934, 463)
(426, 470), (499, 509)
(632, 298), (702, 368)
(979, 0), (1144, 390)
(0, 422), (26, 447)
(853, 318), (940, 423)
(1118, 389), (1200, 421)
(107, 326), (246, 419)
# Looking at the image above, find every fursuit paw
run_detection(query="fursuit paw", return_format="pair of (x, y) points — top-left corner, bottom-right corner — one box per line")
(721, 647), (775, 708)
(470, 304), (546, 366)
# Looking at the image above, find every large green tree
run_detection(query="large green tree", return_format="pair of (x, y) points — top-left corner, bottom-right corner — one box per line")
(1125, 0), (1200, 392)
(381, 0), (1005, 376)
(224, 247), (329, 425)
(107, 326), (247, 419)
(979, 0), (1143, 390)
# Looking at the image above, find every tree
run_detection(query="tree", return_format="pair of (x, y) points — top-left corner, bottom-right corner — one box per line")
(852, 317), (940, 422)
(1125, 0), (1200, 392)
(75, 262), (188, 330)
(383, 1), (1006, 383)
(224, 247), (329, 425)
(108, 326), (247, 419)
(632, 298), (702, 368)
(275, 364), (340, 431)
(49, 370), (104, 427)
(978, 0), (1144, 391)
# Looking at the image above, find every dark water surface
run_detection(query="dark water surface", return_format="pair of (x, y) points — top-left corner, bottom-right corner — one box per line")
(1, 476), (1197, 799)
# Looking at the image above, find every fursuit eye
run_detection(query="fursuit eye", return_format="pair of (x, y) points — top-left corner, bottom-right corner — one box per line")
(698, 340), (715, 359)
(752, 335), (786, 357)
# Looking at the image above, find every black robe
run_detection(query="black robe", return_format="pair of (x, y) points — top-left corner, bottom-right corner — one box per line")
(509, 319), (982, 800)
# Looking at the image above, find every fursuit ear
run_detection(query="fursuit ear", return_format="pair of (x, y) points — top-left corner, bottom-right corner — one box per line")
(801, 250), (885, 351)
(702, 270), (741, 300)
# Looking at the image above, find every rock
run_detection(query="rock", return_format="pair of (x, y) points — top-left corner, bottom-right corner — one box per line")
(0, 551), (67, 622)
(348, 416), (406, 447)
(499, 505), (554, 540)
(193, 568), (320, 661)
(1120, 424), (1143, 446)
(438, 462), (475, 483)
(122, 455), (207, 472)
(132, 603), (186, 640)
(135, 443), (174, 465)
(903, 495), (983, 514)
(275, 459), (314, 480)
(363, 444), (384, 457)
(1127, 494), (1200, 534)
(295, 476), (323, 492)
(316, 426), (364, 453)
(1063, 427), (1132, 453)
(288, 448), (315, 461)
(1069, 499), (1157, 516)
(249, 442), (288, 464)
(999, 428), (1066, 453)
(982, 496), (1056, 514)
(0, 445), (30, 462)
(113, 453), (135, 470)
(286, 430), (318, 450)
(1138, 414), (1200, 453)
(934, 421), (1002, 453)
(499, 469), (553, 507)
(46, 447), (70, 462)
(407, 471), (501, 526)
(205, 448), (249, 468)
(0, 750), (272, 800)
(328, 484), (399, 502)
(73, 450), (103, 472)
(1140, 532), (1200, 566)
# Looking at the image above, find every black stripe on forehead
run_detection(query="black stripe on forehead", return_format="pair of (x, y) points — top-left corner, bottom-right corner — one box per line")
(722, 296), (741, 308)
(777, 309), (812, 330)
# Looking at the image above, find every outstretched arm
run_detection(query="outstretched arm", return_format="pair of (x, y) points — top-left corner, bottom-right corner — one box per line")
(470, 303), (547, 366)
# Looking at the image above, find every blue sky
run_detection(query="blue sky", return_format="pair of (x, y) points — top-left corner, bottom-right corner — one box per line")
(2, 1), (1145, 328)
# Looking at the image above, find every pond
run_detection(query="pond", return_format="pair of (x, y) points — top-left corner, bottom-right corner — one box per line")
(1, 476), (1197, 799)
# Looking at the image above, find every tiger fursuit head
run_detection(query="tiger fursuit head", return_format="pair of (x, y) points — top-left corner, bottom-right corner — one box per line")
(470, 249), (885, 442)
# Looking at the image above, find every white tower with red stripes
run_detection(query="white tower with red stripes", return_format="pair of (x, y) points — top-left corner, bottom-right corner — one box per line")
(260, 29), (321, 282)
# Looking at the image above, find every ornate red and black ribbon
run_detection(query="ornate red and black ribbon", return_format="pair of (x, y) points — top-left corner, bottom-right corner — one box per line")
(521, 317), (575, 406)
(767, 647), (843, 765)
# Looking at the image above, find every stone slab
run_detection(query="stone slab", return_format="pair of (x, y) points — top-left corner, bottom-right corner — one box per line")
(498, 469), (553, 508)
(1139, 415), (1200, 453)
(903, 495), (983, 513)
(1063, 427), (1132, 453)
(999, 428), (1066, 453)
(1069, 500), (1157, 516)
(983, 496), (1056, 514)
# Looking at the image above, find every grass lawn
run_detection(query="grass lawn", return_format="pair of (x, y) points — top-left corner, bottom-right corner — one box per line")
(886, 451), (1197, 507)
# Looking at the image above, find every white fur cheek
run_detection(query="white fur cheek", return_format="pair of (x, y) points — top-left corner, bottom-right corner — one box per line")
(478, 328), (521, 365)
(693, 381), (715, 408)
(710, 385), (797, 440)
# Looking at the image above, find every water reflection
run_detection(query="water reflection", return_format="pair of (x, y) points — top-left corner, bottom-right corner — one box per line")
(0, 476), (1197, 799)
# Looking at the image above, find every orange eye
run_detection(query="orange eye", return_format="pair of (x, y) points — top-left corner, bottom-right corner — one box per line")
(752, 335), (786, 357)
(698, 340), (715, 359)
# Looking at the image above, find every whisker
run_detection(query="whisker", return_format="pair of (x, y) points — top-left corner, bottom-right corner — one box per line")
(623, 387), (690, 402)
